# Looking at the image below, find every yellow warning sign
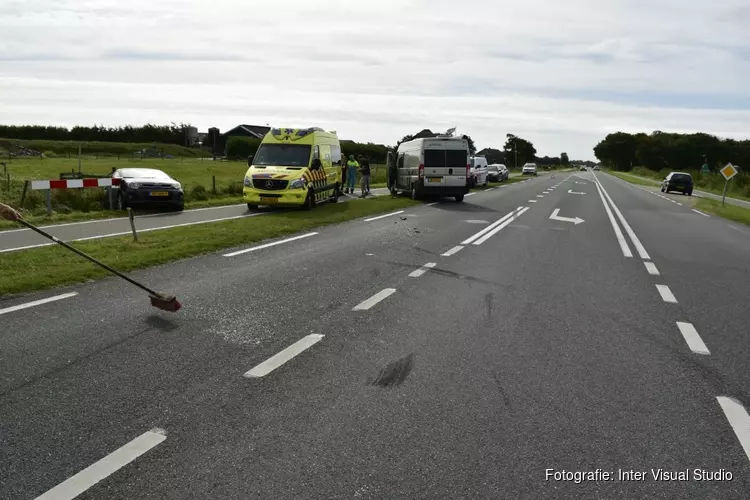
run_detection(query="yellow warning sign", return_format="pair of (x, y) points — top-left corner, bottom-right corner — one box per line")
(720, 163), (738, 180)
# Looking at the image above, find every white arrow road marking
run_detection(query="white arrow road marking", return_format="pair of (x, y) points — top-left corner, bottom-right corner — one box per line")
(549, 209), (585, 225)
(568, 190), (586, 195)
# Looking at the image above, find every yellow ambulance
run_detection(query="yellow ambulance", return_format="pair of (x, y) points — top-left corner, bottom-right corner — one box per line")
(243, 127), (342, 210)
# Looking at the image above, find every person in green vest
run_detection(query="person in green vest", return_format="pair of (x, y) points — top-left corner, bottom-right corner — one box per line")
(345, 155), (359, 194)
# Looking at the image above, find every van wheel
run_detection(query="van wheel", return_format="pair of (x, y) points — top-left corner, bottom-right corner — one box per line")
(455, 194), (464, 202)
(247, 203), (258, 211)
(330, 184), (340, 203)
(304, 190), (316, 210)
(411, 184), (419, 200)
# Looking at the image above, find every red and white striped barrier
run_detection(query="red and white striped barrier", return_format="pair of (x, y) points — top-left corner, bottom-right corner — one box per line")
(30, 178), (121, 190)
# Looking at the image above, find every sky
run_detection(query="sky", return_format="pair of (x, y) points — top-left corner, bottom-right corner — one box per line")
(1, 0), (750, 160)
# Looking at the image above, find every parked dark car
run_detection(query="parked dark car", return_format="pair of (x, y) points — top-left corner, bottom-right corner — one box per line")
(487, 164), (509, 182)
(661, 172), (693, 196)
(112, 168), (184, 211)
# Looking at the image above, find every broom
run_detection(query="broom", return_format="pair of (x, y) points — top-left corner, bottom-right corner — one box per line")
(1, 202), (181, 312)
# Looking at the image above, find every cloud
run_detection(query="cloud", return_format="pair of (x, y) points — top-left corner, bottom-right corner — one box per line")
(0, 0), (748, 159)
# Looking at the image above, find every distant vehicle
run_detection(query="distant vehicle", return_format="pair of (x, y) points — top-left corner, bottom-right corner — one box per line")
(487, 164), (508, 182)
(387, 136), (469, 202)
(580, 165), (587, 171)
(593, 165), (601, 171)
(661, 172), (693, 195)
(469, 156), (489, 187)
(243, 127), (341, 210)
(112, 168), (184, 211)
(522, 163), (538, 176)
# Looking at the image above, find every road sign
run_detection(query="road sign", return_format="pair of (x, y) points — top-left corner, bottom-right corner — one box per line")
(720, 163), (738, 180)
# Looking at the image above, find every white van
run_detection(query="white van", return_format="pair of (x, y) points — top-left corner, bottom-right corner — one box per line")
(469, 156), (489, 187)
(387, 137), (470, 202)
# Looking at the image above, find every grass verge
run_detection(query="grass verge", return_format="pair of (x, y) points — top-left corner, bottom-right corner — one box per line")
(0, 196), (420, 296)
(608, 171), (660, 188)
(694, 199), (750, 226)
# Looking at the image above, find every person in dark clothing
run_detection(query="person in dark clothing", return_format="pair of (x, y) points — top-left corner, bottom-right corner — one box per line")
(339, 154), (347, 192)
(358, 155), (371, 197)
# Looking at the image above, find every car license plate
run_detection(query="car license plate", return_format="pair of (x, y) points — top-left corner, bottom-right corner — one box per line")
(427, 177), (441, 183)
(260, 197), (278, 204)
(150, 191), (169, 197)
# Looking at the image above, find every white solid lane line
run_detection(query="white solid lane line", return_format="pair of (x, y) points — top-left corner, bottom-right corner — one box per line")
(465, 193), (476, 197)
(223, 232), (318, 257)
(34, 429), (167, 500)
(473, 208), (530, 245)
(363, 210), (405, 222)
(676, 322), (710, 355)
(594, 181), (632, 258)
(1, 213), (266, 253)
(441, 245), (464, 257)
(244, 334), (325, 378)
(593, 173), (650, 260)
(352, 288), (397, 311)
(692, 209), (710, 217)
(461, 207), (523, 245)
(0, 292), (78, 316)
(656, 284), (677, 303)
(717, 396), (750, 462)
(427, 202), (438, 206)
(409, 262), (437, 278)
(644, 261), (660, 276)
(716, 396), (750, 460)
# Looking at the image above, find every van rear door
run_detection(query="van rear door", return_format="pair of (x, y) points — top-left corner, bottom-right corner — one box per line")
(422, 140), (468, 189)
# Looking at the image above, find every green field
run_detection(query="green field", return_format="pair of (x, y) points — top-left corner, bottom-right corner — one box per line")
(0, 195), (420, 296)
(0, 157), (387, 228)
(694, 198), (750, 226)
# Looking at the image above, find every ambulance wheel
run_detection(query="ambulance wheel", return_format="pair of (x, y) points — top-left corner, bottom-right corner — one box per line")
(331, 184), (340, 203)
(247, 203), (258, 211)
(304, 190), (316, 210)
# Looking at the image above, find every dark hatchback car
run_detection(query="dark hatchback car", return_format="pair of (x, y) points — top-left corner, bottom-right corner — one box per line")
(661, 172), (693, 196)
(112, 168), (184, 211)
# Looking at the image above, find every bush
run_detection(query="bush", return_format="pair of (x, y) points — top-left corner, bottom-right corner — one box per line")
(224, 180), (244, 196)
(189, 184), (208, 201)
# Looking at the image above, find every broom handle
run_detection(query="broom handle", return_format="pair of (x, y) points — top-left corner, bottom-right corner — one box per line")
(17, 219), (160, 296)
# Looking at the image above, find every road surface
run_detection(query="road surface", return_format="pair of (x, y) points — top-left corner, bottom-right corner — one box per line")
(0, 188), (391, 253)
(1, 172), (749, 499)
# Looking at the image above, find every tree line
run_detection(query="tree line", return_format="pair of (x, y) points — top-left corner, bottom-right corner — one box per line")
(0, 124), (192, 145)
(594, 131), (750, 172)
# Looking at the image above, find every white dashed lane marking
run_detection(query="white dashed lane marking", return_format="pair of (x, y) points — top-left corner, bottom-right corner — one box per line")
(352, 288), (397, 311)
(676, 322), (710, 355)
(692, 209), (710, 217)
(244, 334), (325, 378)
(409, 262), (436, 278)
(656, 284), (677, 303)
(224, 233), (318, 257)
(644, 262), (660, 276)
(717, 397), (750, 463)
(34, 429), (167, 500)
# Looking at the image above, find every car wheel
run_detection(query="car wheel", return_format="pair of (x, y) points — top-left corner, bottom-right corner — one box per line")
(660, 186), (665, 192)
(665, 187), (669, 193)
(688, 191), (692, 196)
(455, 194), (464, 202)
(116, 193), (126, 210)
(247, 203), (258, 211)
(304, 190), (316, 210)
(175, 204), (184, 212)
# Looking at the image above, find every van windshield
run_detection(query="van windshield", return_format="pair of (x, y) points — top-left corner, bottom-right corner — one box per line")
(253, 144), (311, 167)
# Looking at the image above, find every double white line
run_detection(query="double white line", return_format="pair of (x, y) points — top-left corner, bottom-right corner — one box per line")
(461, 207), (530, 246)
(592, 173), (649, 259)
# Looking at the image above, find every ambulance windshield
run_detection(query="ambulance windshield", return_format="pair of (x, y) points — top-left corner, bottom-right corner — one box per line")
(254, 144), (312, 167)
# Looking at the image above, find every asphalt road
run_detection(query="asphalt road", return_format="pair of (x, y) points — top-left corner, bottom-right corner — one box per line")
(0, 188), (391, 253)
(1, 171), (749, 499)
